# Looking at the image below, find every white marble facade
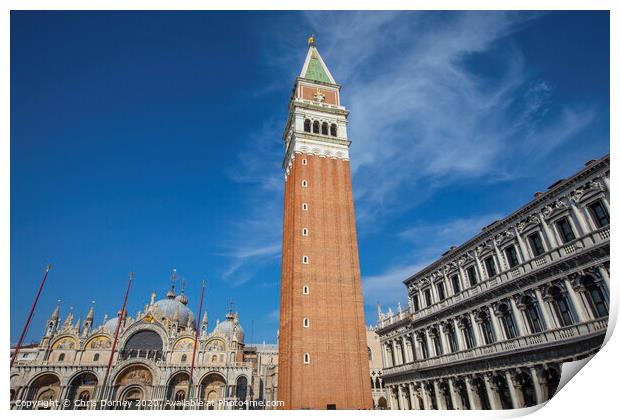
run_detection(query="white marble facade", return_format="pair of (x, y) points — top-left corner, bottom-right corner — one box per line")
(376, 155), (610, 410)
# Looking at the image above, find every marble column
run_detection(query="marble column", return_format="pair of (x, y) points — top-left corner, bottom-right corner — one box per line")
(568, 202), (588, 237)
(484, 374), (501, 410)
(489, 307), (504, 341)
(509, 297), (526, 336)
(539, 217), (557, 251)
(397, 385), (405, 410)
(506, 370), (524, 409)
(534, 288), (554, 329)
(433, 381), (445, 410)
(448, 378), (461, 410)
(514, 227), (531, 261)
(408, 383), (418, 410)
(469, 312), (483, 346)
(465, 377), (480, 410)
(564, 278), (589, 322)
(530, 367), (543, 405)
(453, 319), (465, 350)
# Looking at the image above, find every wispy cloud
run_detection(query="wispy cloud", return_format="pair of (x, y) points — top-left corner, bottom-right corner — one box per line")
(223, 11), (598, 315)
(363, 213), (503, 320)
(303, 11), (595, 227)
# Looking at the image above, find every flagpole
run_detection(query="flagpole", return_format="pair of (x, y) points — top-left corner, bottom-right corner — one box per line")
(100, 272), (133, 404)
(189, 277), (206, 400)
(11, 264), (52, 369)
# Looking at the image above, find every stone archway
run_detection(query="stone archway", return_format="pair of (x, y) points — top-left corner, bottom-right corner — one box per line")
(113, 364), (153, 409)
(120, 386), (144, 410)
(235, 376), (248, 409)
(166, 371), (190, 410)
(377, 396), (388, 410)
(26, 373), (61, 410)
(200, 373), (227, 410)
(66, 371), (98, 410)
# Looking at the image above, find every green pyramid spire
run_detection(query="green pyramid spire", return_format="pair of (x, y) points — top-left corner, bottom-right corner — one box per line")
(300, 46), (335, 84)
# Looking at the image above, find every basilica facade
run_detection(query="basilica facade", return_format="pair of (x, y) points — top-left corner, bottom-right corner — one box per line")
(376, 155), (610, 410)
(10, 282), (279, 410)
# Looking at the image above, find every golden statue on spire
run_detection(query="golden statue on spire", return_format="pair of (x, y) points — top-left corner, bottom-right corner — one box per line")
(308, 33), (315, 46)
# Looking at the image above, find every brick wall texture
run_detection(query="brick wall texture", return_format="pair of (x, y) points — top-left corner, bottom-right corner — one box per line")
(278, 153), (373, 409)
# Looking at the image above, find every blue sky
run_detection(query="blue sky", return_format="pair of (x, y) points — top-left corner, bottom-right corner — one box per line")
(11, 11), (609, 344)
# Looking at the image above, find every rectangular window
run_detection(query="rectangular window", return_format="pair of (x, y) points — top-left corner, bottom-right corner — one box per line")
(451, 275), (461, 294)
(556, 217), (576, 243)
(412, 295), (420, 312)
(588, 201), (609, 228)
(484, 257), (497, 278)
(423, 288), (432, 307)
(467, 266), (477, 286)
(505, 245), (519, 268)
(436, 282), (446, 301)
(528, 232), (545, 257)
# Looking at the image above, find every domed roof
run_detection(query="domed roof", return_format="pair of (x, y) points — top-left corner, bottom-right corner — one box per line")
(103, 317), (119, 333)
(153, 294), (195, 328)
(213, 311), (244, 342)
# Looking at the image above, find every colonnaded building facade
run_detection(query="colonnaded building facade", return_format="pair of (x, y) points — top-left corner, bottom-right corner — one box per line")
(376, 155), (610, 410)
(10, 279), (279, 410)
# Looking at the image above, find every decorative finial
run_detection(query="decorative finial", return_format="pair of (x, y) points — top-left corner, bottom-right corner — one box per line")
(308, 33), (315, 46)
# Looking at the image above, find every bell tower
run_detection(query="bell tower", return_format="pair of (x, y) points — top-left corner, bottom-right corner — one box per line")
(278, 37), (372, 410)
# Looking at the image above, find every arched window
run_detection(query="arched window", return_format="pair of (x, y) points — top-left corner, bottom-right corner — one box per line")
(460, 317), (476, 349)
(93, 353), (100, 362)
(445, 323), (458, 353)
(174, 390), (186, 401)
(123, 330), (164, 361)
(303, 285), (309, 295)
(58, 353), (65, 362)
(312, 120), (320, 134)
(77, 390), (90, 409)
(304, 119), (311, 133)
(431, 328), (443, 356)
(583, 276), (608, 317)
(522, 296), (544, 333)
(303, 353), (310, 364)
(321, 122), (329, 135)
(478, 311), (495, 344)
(417, 333), (429, 359)
(550, 286), (574, 326)
(181, 354), (187, 363)
(498, 303), (518, 339)
(330, 123), (337, 137)
(303, 318), (310, 328)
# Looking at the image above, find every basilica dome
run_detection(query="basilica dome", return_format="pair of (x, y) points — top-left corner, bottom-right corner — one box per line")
(213, 312), (244, 343)
(153, 293), (195, 328)
(103, 317), (119, 333)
